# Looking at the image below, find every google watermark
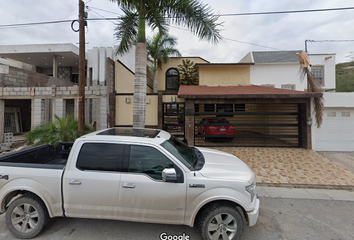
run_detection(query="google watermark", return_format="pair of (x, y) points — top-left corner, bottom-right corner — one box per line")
(159, 232), (190, 240)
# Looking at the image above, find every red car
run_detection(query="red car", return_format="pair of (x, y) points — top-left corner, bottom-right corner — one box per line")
(198, 117), (235, 140)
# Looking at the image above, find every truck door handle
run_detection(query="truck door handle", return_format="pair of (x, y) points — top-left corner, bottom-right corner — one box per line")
(0, 175), (9, 180)
(122, 183), (135, 188)
(69, 180), (82, 185)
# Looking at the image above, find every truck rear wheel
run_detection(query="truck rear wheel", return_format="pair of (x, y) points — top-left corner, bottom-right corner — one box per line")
(5, 194), (49, 239)
(198, 203), (243, 240)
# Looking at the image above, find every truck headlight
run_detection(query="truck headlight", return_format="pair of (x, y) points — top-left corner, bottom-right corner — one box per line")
(246, 181), (256, 201)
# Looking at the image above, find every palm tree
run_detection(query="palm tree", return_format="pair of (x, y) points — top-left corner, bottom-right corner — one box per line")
(110, 0), (222, 129)
(146, 32), (181, 93)
(26, 114), (93, 146)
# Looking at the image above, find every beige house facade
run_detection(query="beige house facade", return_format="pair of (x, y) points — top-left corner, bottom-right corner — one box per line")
(115, 54), (318, 149)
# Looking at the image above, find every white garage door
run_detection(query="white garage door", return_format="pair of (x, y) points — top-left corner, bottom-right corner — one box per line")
(315, 108), (354, 151)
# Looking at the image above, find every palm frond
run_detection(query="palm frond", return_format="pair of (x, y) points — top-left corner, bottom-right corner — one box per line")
(162, 0), (223, 44)
(26, 114), (93, 146)
(114, 7), (139, 55)
(300, 67), (324, 127)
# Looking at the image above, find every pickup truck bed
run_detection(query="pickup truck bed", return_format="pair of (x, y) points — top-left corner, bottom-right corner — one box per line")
(0, 143), (71, 169)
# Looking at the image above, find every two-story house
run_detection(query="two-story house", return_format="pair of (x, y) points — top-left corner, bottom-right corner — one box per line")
(115, 51), (323, 150)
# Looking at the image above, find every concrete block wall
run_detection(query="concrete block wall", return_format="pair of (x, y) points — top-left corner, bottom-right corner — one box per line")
(54, 99), (65, 119)
(1, 83), (110, 133)
(0, 68), (28, 87)
(32, 99), (45, 127)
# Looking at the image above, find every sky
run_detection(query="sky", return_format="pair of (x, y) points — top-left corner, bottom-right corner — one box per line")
(0, 0), (353, 64)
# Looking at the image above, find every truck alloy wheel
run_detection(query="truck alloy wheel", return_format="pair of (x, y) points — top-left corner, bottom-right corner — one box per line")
(5, 194), (49, 239)
(199, 204), (243, 240)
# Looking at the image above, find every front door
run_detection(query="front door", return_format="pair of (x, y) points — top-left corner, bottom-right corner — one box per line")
(118, 145), (186, 224)
(63, 142), (124, 219)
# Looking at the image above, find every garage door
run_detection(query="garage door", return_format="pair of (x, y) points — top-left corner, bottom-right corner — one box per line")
(195, 103), (301, 147)
(315, 108), (354, 151)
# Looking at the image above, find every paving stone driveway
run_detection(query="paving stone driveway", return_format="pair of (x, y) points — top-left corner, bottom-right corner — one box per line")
(211, 147), (354, 188)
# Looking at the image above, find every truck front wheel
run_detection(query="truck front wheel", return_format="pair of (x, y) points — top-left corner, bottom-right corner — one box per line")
(198, 203), (243, 240)
(5, 194), (49, 239)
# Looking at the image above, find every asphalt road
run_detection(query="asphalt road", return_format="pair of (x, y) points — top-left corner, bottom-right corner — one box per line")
(0, 197), (353, 240)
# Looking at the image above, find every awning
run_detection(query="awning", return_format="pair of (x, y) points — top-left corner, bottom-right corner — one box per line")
(178, 85), (322, 99)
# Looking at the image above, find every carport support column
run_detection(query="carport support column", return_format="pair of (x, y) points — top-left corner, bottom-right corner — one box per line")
(0, 100), (4, 143)
(184, 100), (195, 146)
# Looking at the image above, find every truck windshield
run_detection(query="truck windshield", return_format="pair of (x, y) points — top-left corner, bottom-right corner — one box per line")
(161, 136), (197, 170)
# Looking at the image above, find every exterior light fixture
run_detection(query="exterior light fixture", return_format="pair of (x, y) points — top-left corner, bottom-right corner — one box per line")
(125, 97), (131, 104)
(307, 117), (313, 126)
(171, 95), (177, 102)
(146, 97), (150, 104)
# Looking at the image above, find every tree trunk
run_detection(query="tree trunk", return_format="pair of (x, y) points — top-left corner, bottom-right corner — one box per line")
(133, 42), (147, 129)
(153, 71), (158, 93)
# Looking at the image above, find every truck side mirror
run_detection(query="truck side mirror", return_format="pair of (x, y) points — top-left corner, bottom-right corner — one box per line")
(162, 168), (177, 182)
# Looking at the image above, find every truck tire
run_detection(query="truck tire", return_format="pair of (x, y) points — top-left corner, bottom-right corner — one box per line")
(5, 194), (49, 239)
(198, 203), (243, 240)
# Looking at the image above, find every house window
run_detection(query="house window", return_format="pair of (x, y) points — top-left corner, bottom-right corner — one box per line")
(327, 112), (336, 117)
(281, 84), (295, 90)
(166, 103), (178, 113)
(342, 111), (351, 117)
(312, 66), (324, 86)
(166, 68), (179, 90)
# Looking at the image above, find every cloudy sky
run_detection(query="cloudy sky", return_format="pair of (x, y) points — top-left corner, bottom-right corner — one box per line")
(0, 0), (353, 63)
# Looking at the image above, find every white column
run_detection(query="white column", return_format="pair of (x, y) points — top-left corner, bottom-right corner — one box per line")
(92, 47), (99, 86)
(33, 99), (45, 127)
(0, 100), (4, 143)
(54, 99), (65, 119)
(99, 98), (107, 130)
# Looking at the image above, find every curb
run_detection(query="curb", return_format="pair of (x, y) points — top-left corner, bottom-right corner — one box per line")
(257, 182), (354, 191)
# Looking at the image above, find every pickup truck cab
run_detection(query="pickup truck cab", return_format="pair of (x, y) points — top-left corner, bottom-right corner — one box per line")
(0, 128), (259, 240)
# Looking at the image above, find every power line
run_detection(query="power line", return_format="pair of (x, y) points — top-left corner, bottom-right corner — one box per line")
(1, 5), (354, 29)
(223, 37), (283, 51)
(307, 39), (354, 43)
(305, 39), (354, 52)
(219, 6), (354, 17)
(170, 25), (282, 51)
(0, 19), (74, 29)
(86, 6), (116, 24)
(88, 6), (120, 16)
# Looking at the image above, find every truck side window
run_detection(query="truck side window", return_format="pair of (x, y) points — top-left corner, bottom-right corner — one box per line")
(76, 143), (124, 171)
(128, 145), (174, 180)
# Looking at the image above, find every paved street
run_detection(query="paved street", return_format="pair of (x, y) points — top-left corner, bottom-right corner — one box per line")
(1, 187), (354, 240)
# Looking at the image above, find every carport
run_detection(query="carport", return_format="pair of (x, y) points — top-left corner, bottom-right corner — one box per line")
(179, 85), (321, 149)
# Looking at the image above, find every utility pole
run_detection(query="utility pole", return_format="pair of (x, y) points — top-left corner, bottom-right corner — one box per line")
(78, 0), (86, 134)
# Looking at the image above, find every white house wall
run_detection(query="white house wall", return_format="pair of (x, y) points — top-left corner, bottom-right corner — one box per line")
(308, 54), (336, 91)
(250, 64), (306, 90)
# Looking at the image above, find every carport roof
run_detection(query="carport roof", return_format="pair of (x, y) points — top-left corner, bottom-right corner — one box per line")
(178, 85), (322, 98)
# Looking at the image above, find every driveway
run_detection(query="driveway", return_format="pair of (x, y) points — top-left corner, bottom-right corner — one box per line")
(211, 147), (354, 188)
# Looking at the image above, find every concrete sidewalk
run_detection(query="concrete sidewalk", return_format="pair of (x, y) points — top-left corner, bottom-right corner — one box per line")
(258, 186), (354, 201)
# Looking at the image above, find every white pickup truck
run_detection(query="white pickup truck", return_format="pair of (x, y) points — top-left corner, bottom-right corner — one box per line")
(0, 128), (259, 240)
